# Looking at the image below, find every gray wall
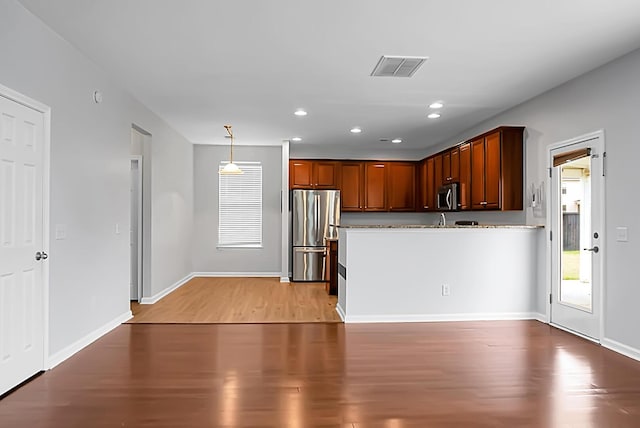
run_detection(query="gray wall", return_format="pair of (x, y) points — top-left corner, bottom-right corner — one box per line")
(0, 1), (194, 356)
(192, 145), (282, 274)
(435, 47), (640, 351)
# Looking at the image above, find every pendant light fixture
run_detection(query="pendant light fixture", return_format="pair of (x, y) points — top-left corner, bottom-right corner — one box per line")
(219, 125), (243, 175)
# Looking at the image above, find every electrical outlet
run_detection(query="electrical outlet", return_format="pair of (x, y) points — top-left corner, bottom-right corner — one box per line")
(442, 284), (450, 296)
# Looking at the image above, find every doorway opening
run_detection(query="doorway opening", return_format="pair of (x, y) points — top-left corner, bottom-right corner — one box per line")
(130, 125), (150, 303)
(130, 156), (142, 302)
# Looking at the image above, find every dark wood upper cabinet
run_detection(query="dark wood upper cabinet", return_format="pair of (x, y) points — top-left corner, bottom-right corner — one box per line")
(441, 147), (460, 184)
(387, 162), (416, 212)
(450, 147), (460, 183)
(290, 125), (523, 214)
(339, 162), (364, 212)
(364, 162), (387, 211)
(289, 160), (338, 189)
(314, 161), (338, 189)
(289, 160), (314, 189)
(470, 127), (524, 210)
(442, 151), (451, 184)
(418, 158), (436, 211)
(434, 154), (443, 190)
(485, 132), (501, 209)
(458, 143), (471, 210)
(471, 138), (486, 209)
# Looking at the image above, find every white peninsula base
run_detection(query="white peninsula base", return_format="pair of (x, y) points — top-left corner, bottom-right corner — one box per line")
(336, 225), (545, 323)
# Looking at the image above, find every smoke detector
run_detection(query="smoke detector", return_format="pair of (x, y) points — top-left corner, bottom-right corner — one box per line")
(370, 56), (428, 77)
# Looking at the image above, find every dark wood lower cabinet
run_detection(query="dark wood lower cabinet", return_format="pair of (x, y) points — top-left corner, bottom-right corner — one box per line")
(326, 240), (338, 295)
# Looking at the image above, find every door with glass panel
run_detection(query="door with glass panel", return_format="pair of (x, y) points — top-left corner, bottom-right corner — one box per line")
(549, 132), (604, 340)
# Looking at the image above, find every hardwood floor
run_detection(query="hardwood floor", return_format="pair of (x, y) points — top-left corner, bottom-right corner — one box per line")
(129, 277), (342, 323)
(2, 321), (640, 427)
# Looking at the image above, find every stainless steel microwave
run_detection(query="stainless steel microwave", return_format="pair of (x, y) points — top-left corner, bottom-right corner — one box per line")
(437, 183), (459, 211)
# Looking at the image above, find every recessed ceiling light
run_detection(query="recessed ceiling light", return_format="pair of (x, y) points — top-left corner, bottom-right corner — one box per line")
(291, 137), (302, 142)
(294, 109), (307, 116)
(350, 127), (362, 134)
(391, 138), (402, 144)
(429, 102), (444, 109)
(427, 113), (441, 119)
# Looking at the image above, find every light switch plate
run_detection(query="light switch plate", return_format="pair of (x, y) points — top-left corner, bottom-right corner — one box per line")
(616, 227), (628, 242)
(55, 224), (66, 240)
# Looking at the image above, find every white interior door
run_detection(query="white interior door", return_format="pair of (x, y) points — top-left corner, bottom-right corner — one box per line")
(549, 132), (604, 340)
(0, 93), (46, 395)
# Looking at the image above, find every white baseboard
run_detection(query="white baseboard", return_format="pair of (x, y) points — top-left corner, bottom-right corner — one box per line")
(140, 273), (194, 304)
(335, 304), (346, 322)
(533, 312), (547, 323)
(192, 272), (281, 278)
(342, 312), (541, 324)
(602, 337), (640, 362)
(48, 310), (132, 369)
(280, 277), (290, 283)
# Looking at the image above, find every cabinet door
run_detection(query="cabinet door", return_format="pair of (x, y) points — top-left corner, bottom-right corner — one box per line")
(484, 132), (501, 209)
(314, 161), (338, 189)
(290, 160), (313, 189)
(450, 147), (460, 182)
(339, 162), (364, 211)
(364, 162), (387, 211)
(471, 138), (486, 209)
(417, 158), (436, 211)
(458, 143), (471, 210)
(434, 154), (443, 190)
(425, 157), (436, 211)
(442, 151), (451, 183)
(388, 162), (416, 212)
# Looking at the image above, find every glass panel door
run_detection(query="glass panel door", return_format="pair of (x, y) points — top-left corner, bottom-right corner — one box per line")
(550, 132), (603, 340)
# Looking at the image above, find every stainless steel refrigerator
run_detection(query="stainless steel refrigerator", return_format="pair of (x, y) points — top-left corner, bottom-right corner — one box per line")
(291, 189), (340, 281)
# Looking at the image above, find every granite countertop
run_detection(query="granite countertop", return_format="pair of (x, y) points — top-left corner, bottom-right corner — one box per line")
(338, 224), (544, 229)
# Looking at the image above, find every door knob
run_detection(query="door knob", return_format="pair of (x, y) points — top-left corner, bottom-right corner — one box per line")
(583, 246), (599, 253)
(35, 251), (48, 261)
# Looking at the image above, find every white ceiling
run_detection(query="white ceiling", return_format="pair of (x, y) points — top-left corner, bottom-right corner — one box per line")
(18, 0), (640, 155)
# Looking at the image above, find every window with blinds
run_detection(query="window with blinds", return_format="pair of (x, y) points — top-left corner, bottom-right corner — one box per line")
(218, 162), (262, 247)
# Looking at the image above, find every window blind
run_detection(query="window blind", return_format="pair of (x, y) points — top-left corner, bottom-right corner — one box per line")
(218, 162), (262, 247)
(553, 148), (591, 167)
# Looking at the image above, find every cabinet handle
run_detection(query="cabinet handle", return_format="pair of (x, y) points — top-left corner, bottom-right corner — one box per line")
(480, 201), (488, 206)
(424, 205), (429, 209)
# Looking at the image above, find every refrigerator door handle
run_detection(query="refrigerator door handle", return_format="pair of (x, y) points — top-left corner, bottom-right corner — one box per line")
(315, 194), (321, 243)
(294, 248), (327, 253)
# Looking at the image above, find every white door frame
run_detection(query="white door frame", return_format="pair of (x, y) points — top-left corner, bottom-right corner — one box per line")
(546, 129), (605, 341)
(130, 156), (143, 302)
(0, 83), (51, 370)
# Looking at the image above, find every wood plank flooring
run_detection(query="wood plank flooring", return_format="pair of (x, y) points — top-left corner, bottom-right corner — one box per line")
(129, 277), (341, 323)
(2, 321), (640, 427)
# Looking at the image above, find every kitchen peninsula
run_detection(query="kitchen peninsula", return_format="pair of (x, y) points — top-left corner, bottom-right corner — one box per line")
(336, 224), (545, 323)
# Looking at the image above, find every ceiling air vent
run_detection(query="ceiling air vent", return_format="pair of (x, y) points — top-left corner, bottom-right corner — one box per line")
(370, 56), (428, 77)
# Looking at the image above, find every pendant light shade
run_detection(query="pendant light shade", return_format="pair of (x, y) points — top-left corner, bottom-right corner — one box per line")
(219, 125), (243, 175)
(220, 161), (243, 174)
